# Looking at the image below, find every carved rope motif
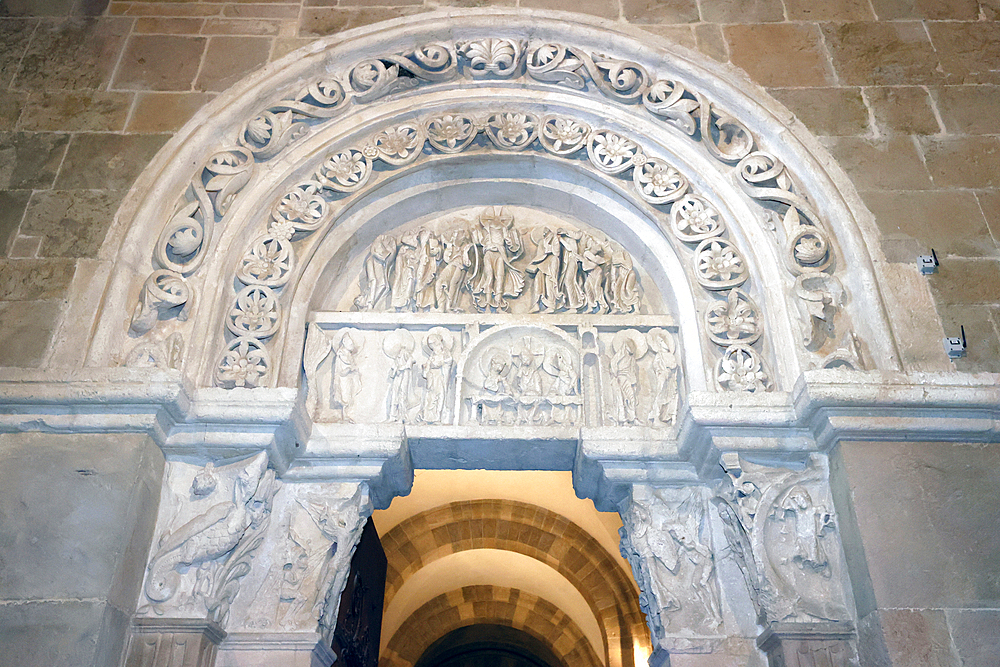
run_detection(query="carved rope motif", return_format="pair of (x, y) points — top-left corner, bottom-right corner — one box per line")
(128, 37), (847, 387)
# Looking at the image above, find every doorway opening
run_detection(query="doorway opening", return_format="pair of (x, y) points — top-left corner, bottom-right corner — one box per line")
(370, 470), (651, 667)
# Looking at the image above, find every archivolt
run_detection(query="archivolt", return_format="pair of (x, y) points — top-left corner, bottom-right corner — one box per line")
(93, 9), (899, 396)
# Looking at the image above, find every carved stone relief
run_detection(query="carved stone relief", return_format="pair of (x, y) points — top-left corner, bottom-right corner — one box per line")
(620, 486), (724, 654)
(713, 453), (853, 627)
(138, 452), (279, 625)
(352, 208), (642, 315)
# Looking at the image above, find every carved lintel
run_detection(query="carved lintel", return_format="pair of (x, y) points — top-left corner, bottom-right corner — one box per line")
(125, 617), (226, 667)
(757, 622), (857, 667)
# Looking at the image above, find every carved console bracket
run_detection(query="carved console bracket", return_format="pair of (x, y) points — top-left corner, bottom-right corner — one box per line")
(757, 622), (858, 667)
(125, 617), (226, 667)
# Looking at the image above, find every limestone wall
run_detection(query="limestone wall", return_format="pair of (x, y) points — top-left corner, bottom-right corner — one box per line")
(0, 433), (163, 667)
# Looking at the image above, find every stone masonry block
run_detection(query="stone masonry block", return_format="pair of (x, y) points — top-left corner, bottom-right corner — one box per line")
(126, 91), (215, 133)
(112, 34), (207, 91)
(725, 24), (834, 88)
(0, 132), (69, 190)
(195, 36), (272, 93)
(19, 91), (131, 133)
(14, 18), (130, 91)
(0, 299), (62, 366)
(870, 0), (980, 20)
(54, 133), (169, 191)
(946, 609), (1000, 667)
(861, 190), (998, 258)
(769, 87), (869, 137)
(21, 189), (124, 259)
(824, 136), (932, 190)
(932, 85), (1000, 135)
(865, 86), (941, 136)
(919, 136), (1000, 189)
(822, 22), (943, 86)
(926, 22), (1000, 85)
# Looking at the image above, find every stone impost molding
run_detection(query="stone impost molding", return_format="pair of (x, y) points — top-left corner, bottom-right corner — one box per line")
(1, 368), (996, 503)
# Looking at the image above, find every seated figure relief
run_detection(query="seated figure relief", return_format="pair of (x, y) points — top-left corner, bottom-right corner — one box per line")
(352, 207), (642, 314)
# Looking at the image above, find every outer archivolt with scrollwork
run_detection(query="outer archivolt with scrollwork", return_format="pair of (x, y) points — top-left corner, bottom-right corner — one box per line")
(128, 33), (862, 394)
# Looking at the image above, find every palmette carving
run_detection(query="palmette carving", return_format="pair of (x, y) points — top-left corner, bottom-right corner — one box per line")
(716, 344), (769, 393)
(620, 486), (722, 651)
(714, 453), (852, 624)
(142, 453), (278, 623)
(458, 38), (525, 78)
(216, 337), (270, 389)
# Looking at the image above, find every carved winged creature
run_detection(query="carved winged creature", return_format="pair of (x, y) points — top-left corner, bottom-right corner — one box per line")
(144, 453), (268, 607)
(297, 485), (372, 638)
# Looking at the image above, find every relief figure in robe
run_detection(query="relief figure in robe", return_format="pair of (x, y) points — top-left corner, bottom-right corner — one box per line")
(526, 227), (561, 312)
(581, 234), (610, 313)
(468, 207), (524, 311)
(332, 331), (362, 423)
(354, 234), (396, 311)
(609, 249), (641, 314)
(609, 330), (646, 425)
(558, 228), (586, 311)
(420, 328), (454, 424)
(414, 229), (442, 310)
(383, 329), (415, 422)
(390, 231), (420, 310)
(435, 230), (470, 312)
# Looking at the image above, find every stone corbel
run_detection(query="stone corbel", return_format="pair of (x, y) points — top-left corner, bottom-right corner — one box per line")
(619, 485), (725, 657)
(712, 453), (858, 664)
(127, 452), (279, 667)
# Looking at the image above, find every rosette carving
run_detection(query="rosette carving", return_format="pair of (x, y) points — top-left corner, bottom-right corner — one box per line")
(484, 111), (538, 150)
(371, 123), (425, 166)
(425, 114), (478, 153)
(538, 115), (590, 156)
(216, 337), (271, 389)
(227, 285), (281, 339)
(716, 344), (769, 393)
(587, 129), (643, 174)
(271, 182), (330, 234)
(695, 238), (749, 290)
(669, 195), (726, 242)
(633, 157), (688, 204)
(705, 289), (761, 346)
(314, 149), (373, 193)
(237, 235), (294, 288)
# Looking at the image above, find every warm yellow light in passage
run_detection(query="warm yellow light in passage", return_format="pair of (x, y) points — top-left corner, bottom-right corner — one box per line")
(633, 638), (650, 667)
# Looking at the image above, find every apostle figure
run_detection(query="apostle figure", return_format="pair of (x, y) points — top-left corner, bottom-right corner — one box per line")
(354, 234), (396, 311)
(609, 248), (641, 314)
(420, 328), (454, 424)
(581, 234), (610, 313)
(383, 329), (415, 422)
(414, 229), (442, 310)
(558, 228), (586, 311)
(390, 231), (420, 310)
(468, 207), (524, 311)
(647, 328), (679, 425)
(435, 230), (470, 312)
(332, 331), (362, 423)
(609, 330), (646, 425)
(526, 227), (561, 312)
